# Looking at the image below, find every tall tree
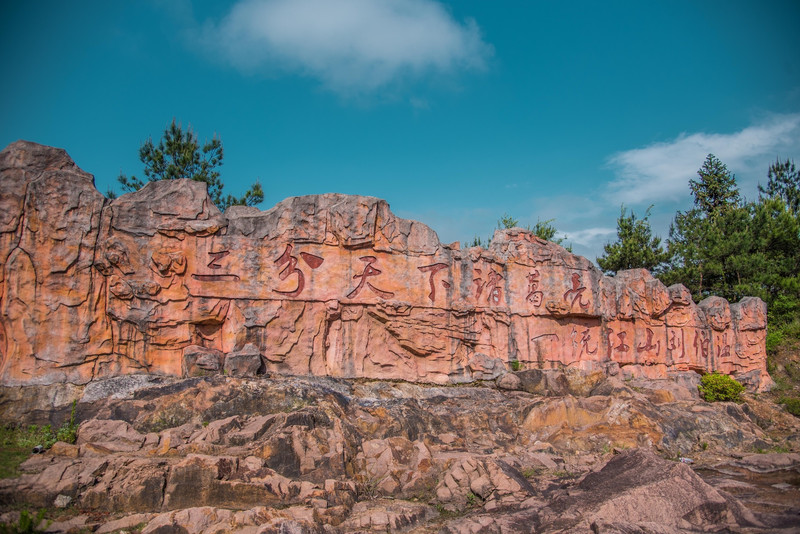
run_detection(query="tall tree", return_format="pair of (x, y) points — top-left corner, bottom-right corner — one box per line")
(661, 155), (744, 299)
(118, 120), (263, 210)
(690, 154), (740, 218)
(759, 158), (800, 214)
(597, 205), (669, 275)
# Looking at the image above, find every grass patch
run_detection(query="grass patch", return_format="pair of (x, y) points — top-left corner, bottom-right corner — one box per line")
(0, 401), (79, 479)
(0, 509), (50, 533)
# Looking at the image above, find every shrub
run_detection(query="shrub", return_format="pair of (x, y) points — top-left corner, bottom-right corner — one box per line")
(779, 396), (800, 417)
(698, 372), (745, 402)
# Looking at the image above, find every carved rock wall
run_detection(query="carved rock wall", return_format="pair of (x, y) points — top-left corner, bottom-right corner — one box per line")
(0, 141), (770, 387)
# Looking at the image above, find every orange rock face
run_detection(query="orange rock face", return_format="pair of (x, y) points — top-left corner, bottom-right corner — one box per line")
(0, 141), (771, 388)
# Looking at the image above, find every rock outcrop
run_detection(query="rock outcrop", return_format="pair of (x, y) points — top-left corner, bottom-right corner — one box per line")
(0, 141), (770, 388)
(2, 375), (798, 532)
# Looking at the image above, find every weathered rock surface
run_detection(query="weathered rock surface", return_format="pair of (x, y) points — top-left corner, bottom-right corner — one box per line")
(1, 374), (798, 533)
(0, 141), (771, 388)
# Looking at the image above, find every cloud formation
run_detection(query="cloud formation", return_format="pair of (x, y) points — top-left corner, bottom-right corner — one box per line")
(606, 114), (800, 204)
(199, 0), (491, 93)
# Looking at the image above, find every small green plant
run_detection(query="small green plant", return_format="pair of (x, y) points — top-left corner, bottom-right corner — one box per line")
(778, 396), (800, 417)
(0, 509), (50, 533)
(698, 372), (745, 402)
(55, 400), (78, 445)
(466, 492), (478, 507)
(521, 467), (542, 478)
(701, 442), (709, 451)
(510, 360), (522, 372)
(434, 503), (461, 519)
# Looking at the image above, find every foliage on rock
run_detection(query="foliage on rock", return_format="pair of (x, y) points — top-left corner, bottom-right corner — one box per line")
(698, 372), (745, 402)
(117, 119), (264, 210)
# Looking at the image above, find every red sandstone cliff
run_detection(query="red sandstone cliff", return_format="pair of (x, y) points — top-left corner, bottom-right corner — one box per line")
(0, 141), (771, 388)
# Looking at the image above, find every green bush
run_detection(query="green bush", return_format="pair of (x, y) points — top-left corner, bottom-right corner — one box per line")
(698, 372), (745, 402)
(779, 396), (800, 417)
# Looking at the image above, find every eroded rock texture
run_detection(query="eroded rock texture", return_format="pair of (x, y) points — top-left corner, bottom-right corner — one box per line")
(0, 141), (770, 387)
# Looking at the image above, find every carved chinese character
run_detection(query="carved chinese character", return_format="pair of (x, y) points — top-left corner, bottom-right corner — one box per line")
(526, 270), (543, 307)
(473, 269), (484, 299)
(485, 269), (503, 305)
(607, 330), (630, 357)
(572, 328), (597, 357)
(668, 330), (685, 358)
(191, 250), (241, 282)
(347, 256), (394, 300)
(273, 243), (325, 297)
(693, 331), (710, 358)
(418, 263), (450, 303)
(717, 333), (731, 359)
(563, 273), (590, 311)
(473, 267), (503, 305)
(637, 328), (661, 355)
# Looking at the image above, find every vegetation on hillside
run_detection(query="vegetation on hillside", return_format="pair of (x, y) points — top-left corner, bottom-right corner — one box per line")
(598, 155), (800, 413)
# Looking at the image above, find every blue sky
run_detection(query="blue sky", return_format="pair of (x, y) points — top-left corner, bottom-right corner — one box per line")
(2, 1), (799, 262)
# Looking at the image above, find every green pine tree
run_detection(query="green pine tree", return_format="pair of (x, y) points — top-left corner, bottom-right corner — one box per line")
(758, 158), (800, 214)
(117, 120), (263, 211)
(597, 205), (670, 275)
(689, 154), (740, 218)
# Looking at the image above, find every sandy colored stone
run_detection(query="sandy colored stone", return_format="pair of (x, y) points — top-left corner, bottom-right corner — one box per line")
(0, 141), (771, 389)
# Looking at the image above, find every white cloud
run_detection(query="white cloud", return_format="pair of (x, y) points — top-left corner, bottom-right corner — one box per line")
(558, 227), (615, 247)
(606, 113), (800, 204)
(198, 0), (491, 93)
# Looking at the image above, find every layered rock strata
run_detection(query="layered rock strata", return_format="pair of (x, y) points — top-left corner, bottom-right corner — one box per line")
(0, 141), (770, 387)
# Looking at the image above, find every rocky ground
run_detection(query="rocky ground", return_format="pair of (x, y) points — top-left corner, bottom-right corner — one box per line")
(1, 370), (799, 533)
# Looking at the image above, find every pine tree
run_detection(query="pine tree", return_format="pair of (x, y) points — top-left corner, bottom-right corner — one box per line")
(597, 205), (670, 275)
(661, 155), (743, 299)
(758, 158), (800, 214)
(689, 154), (740, 218)
(117, 120), (263, 211)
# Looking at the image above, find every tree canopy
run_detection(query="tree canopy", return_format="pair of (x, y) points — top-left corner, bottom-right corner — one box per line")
(689, 154), (740, 218)
(657, 153), (800, 328)
(596, 205), (669, 275)
(759, 158), (800, 214)
(117, 120), (263, 211)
